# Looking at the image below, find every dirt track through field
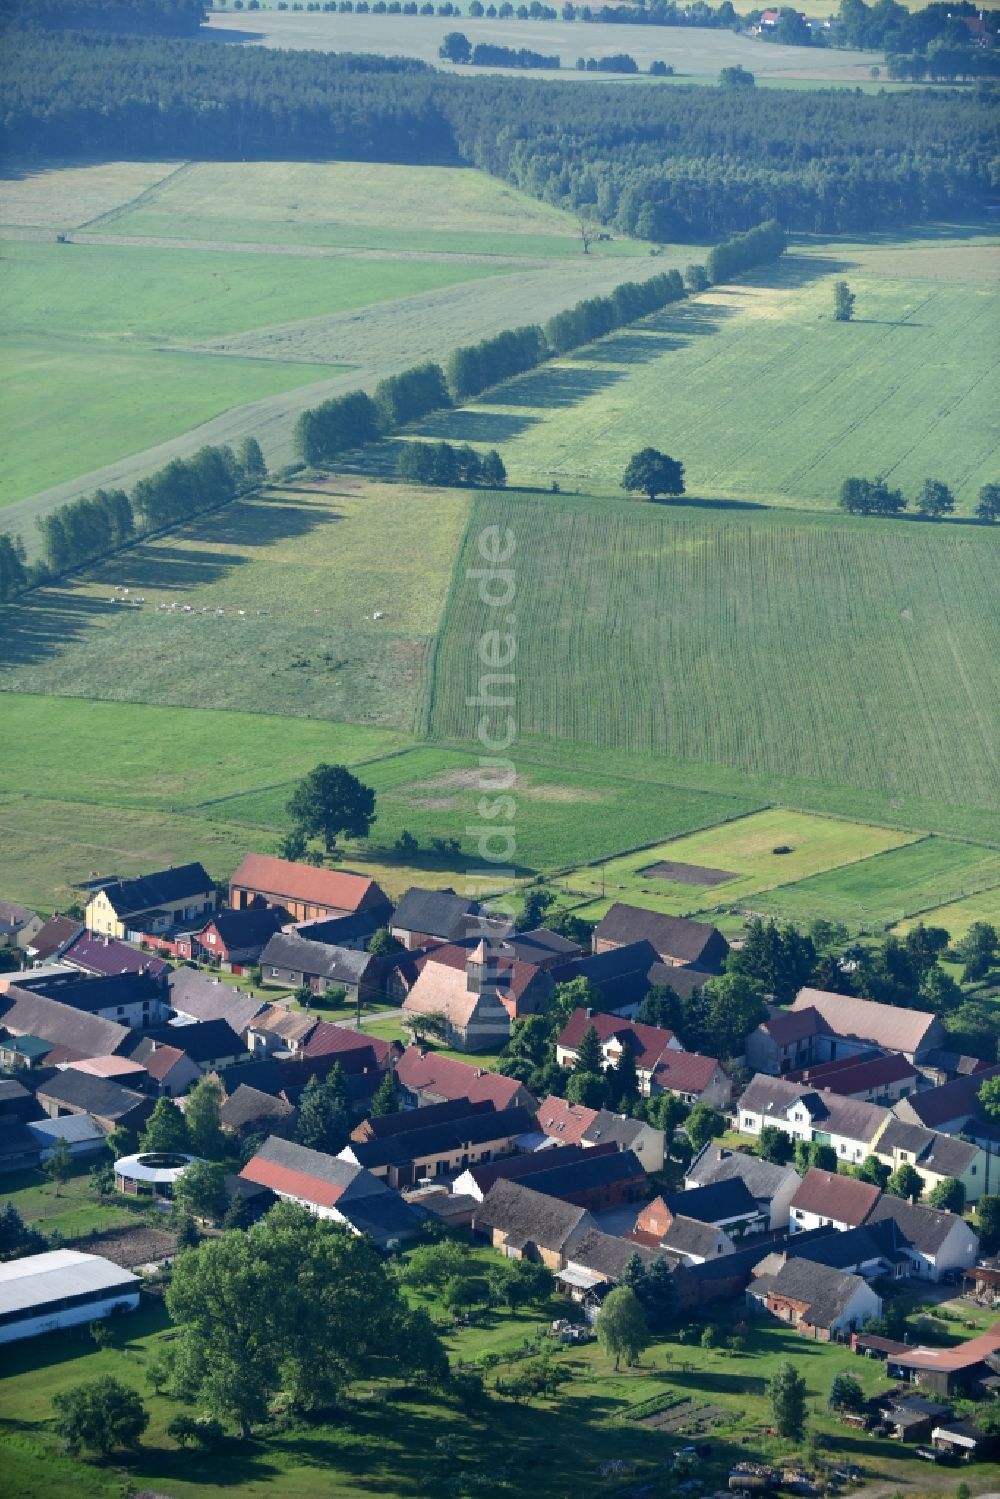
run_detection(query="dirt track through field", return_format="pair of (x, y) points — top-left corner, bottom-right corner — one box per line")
(3, 252), (671, 549)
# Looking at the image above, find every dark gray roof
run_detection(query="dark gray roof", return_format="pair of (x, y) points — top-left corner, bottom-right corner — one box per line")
(594, 904), (728, 971)
(220, 1084), (296, 1132)
(346, 1107), (534, 1170)
(866, 1195), (970, 1257)
(34, 1070), (148, 1121)
(582, 1112), (647, 1150)
(878, 1119), (979, 1177)
(95, 862), (213, 918)
(361, 1098), (495, 1140)
(661, 1178), (758, 1224)
(335, 1192), (424, 1242)
(877, 1119), (937, 1157)
(10, 970), (164, 1015)
(134, 1019), (245, 1066)
(206, 907), (286, 950)
(0, 1116), (43, 1164)
(567, 1229), (667, 1280)
(552, 940), (663, 1012)
(27, 916), (84, 961)
(0, 990), (130, 1059)
(662, 1215), (727, 1258)
(687, 1144), (799, 1200)
(253, 1134), (363, 1189)
(741, 1073), (890, 1144)
(787, 1222), (899, 1273)
(166, 970), (264, 1031)
(0, 1078), (32, 1107)
(392, 888), (480, 941)
(764, 1257), (868, 1328)
(524, 1149), (646, 1202)
(260, 932), (374, 985)
(646, 962), (713, 1001)
(474, 1178), (592, 1251)
(295, 911), (384, 946)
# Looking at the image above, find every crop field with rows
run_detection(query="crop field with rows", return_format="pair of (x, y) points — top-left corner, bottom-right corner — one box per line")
(414, 247), (1000, 513)
(429, 493), (1000, 815)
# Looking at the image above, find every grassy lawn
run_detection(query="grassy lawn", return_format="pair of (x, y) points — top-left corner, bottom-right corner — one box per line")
(893, 884), (1000, 940)
(419, 249), (1000, 514)
(2, 1261), (996, 1499)
(0, 235), (515, 510)
(562, 808), (920, 920)
(99, 159), (652, 260)
(750, 835), (1000, 931)
(0, 482), (471, 732)
(1, 1162), (136, 1240)
(430, 492), (1000, 821)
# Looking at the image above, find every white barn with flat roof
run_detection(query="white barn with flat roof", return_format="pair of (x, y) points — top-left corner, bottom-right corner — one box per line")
(0, 1250), (140, 1344)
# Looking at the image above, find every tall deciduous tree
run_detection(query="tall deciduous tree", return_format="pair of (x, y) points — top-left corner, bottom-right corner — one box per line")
(833, 281), (856, 321)
(685, 1103), (725, 1153)
(769, 1360), (807, 1439)
(916, 478), (955, 518)
(927, 1177), (965, 1214)
(287, 763), (376, 854)
(622, 448), (685, 502)
(977, 483), (1000, 523)
(52, 1376), (149, 1456)
(174, 1159), (228, 1221)
(595, 1285), (648, 1369)
(185, 1076), (225, 1159)
(886, 1161), (923, 1203)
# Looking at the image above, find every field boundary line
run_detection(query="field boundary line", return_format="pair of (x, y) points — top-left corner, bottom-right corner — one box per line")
(422, 493), (483, 744)
(74, 160), (195, 232)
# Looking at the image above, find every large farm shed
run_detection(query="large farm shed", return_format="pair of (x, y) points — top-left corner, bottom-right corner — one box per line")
(0, 1249), (140, 1344)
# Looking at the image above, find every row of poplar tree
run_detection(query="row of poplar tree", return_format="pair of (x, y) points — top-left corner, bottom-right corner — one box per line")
(294, 222), (786, 467)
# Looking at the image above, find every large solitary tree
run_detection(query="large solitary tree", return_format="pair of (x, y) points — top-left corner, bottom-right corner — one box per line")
(769, 1360), (807, 1439)
(595, 1285), (648, 1369)
(52, 1376), (148, 1456)
(622, 448), (685, 502)
(287, 763), (376, 855)
(833, 281), (855, 321)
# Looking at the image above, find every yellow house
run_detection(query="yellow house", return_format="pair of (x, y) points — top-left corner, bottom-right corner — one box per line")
(85, 863), (216, 940)
(875, 1119), (990, 1205)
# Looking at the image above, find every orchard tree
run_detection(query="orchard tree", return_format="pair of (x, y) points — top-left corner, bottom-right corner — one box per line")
(622, 448), (685, 502)
(886, 1161), (923, 1203)
(685, 263), (710, 292)
(927, 1177), (965, 1214)
(367, 926), (403, 957)
(438, 29), (470, 61)
(916, 478), (955, 518)
(287, 763), (376, 854)
(769, 1360), (807, 1439)
(53, 1376), (148, 1456)
(595, 1285), (648, 1369)
(977, 482), (1000, 523)
(833, 281), (855, 321)
(519, 885), (555, 931)
(140, 1097), (192, 1154)
(566, 1069), (611, 1109)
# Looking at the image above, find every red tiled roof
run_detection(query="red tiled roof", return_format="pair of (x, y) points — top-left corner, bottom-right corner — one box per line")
(143, 1044), (187, 1081)
(301, 1021), (393, 1067)
(413, 943), (540, 1004)
(764, 1006), (827, 1045)
(893, 1322), (1000, 1372)
(652, 1049), (722, 1094)
(535, 1094), (599, 1145)
(789, 1167), (881, 1226)
(230, 854), (386, 915)
(240, 1156), (346, 1209)
(557, 1009), (676, 1070)
(395, 1046), (527, 1110)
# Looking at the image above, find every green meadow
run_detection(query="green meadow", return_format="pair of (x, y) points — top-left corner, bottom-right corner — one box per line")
(410, 248), (1000, 513)
(430, 493), (1000, 816)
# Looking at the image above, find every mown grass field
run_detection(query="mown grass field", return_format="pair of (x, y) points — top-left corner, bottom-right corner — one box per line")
(100, 158), (650, 260)
(204, 742), (762, 887)
(0, 237), (515, 509)
(749, 835), (1000, 930)
(414, 243), (1000, 512)
(430, 493), (1000, 817)
(0, 160), (182, 229)
(0, 1266), (990, 1499)
(0, 483), (470, 731)
(561, 808), (921, 920)
(893, 885), (1000, 940)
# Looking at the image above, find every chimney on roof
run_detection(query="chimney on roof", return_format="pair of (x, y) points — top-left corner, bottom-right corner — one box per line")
(585, 1007), (593, 1018)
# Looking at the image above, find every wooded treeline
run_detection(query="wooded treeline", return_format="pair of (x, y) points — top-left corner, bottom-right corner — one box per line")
(0, 0), (206, 31)
(0, 31), (992, 235)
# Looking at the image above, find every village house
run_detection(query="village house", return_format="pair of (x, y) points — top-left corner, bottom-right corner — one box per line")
(246, 1006), (318, 1057)
(5, 970), (169, 1030)
(188, 906), (286, 970)
(473, 1178), (597, 1270)
(788, 1167), (881, 1234)
(60, 934), (170, 982)
(579, 1110), (666, 1174)
(918, 1049), (994, 1087)
(23, 915), (84, 966)
(389, 887), (481, 950)
(559, 1230), (673, 1314)
(0, 1250), (141, 1345)
(0, 988), (131, 1065)
(0, 1077), (36, 1121)
(129, 1039), (200, 1097)
(551, 939), (707, 1016)
(259, 931), (382, 1005)
(128, 1018), (248, 1075)
(738, 1073), (891, 1166)
(874, 1118), (991, 1204)
(219, 1083), (297, 1143)
(84, 863), (216, 941)
(656, 1214), (735, 1265)
(0, 1034), (54, 1071)
(786, 1051), (918, 1105)
(505, 1148), (648, 1213)
(555, 1008), (685, 1096)
(893, 1063), (1000, 1136)
(685, 1144), (801, 1231)
(240, 1135), (423, 1247)
(451, 1141), (605, 1200)
(401, 941), (514, 1052)
(593, 903), (729, 973)
(338, 1104), (534, 1189)
(34, 1071), (154, 1135)
(230, 854), (390, 926)
(638, 1178), (764, 1241)
(394, 1045), (537, 1112)
(865, 1195), (979, 1282)
(0, 901), (43, 952)
(886, 1322), (1000, 1397)
(66, 1054), (148, 1085)
(166, 970), (265, 1033)
(748, 1257), (882, 1341)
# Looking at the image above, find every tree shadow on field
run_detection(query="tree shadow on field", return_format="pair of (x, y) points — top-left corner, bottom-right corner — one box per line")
(413, 408), (540, 443)
(749, 253), (858, 289)
(662, 494), (768, 513)
(490, 362), (626, 409)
